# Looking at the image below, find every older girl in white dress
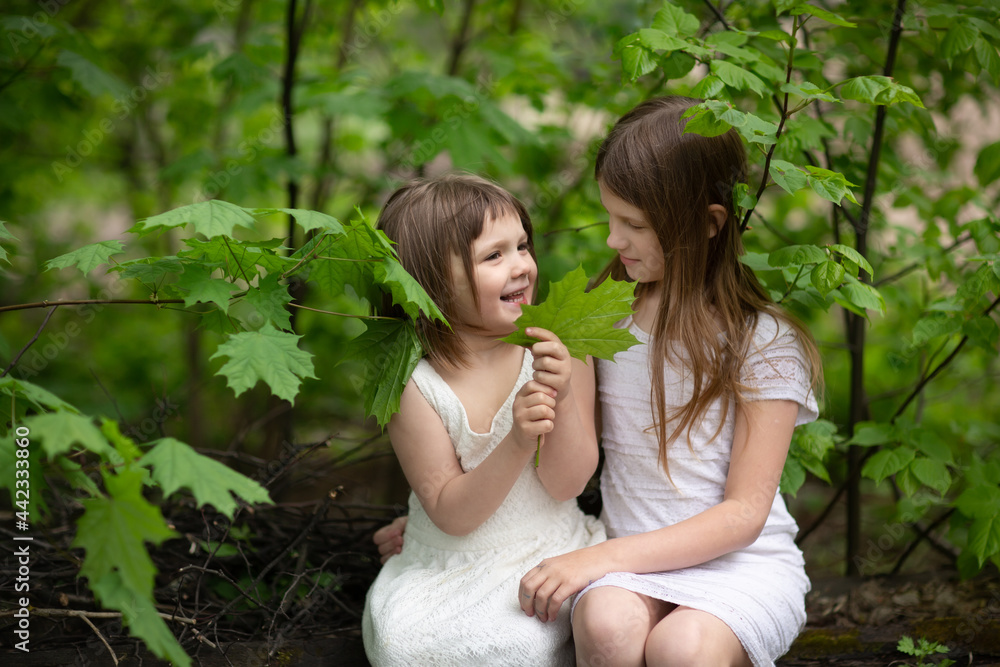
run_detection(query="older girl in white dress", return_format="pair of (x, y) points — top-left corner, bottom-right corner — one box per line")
(518, 96), (822, 667)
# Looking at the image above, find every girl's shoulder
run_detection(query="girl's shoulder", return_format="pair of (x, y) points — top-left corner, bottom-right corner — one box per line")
(748, 310), (800, 352)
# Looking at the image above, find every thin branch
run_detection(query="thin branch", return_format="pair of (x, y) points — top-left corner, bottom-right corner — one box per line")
(0, 298), (186, 314)
(739, 15), (798, 233)
(795, 480), (847, 545)
(1, 306), (57, 378)
(874, 233), (974, 287)
(286, 302), (398, 320)
(701, 0), (730, 30)
(0, 42), (48, 95)
(446, 0), (477, 77)
(891, 508), (957, 574)
(540, 222), (607, 238)
(891, 293), (1000, 421)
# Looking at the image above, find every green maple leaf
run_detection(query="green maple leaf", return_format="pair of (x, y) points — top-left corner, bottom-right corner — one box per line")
(245, 273), (293, 330)
(254, 207), (345, 234)
(374, 258), (446, 323)
(306, 221), (394, 300)
(45, 240), (125, 274)
(210, 324), (317, 402)
(501, 265), (640, 361)
(132, 200), (257, 238)
(21, 412), (117, 460)
(175, 263), (239, 313)
(341, 319), (423, 427)
(139, 437), (272, 518)
(90, 570), (191, 667)
(0, 220), (15, 264)
(74, 468), (177, 600)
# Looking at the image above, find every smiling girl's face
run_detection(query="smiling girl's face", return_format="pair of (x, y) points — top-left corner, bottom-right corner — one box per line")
(449, 212), (537, 336)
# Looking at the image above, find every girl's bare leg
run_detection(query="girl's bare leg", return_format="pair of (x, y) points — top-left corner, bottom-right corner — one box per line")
(573, 586), (674, 667)
(644, 606), (752, 667)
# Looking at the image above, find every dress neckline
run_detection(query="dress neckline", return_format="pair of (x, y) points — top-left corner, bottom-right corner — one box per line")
(422, 348), (530, 436)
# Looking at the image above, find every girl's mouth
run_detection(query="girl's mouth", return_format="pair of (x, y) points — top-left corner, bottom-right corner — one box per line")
(501, 290), (527, 304)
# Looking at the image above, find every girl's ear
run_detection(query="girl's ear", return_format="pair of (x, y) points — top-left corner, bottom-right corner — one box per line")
(707, 204), (727, 238)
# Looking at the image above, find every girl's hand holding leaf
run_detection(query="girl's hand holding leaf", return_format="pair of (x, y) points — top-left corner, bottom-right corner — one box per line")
(511, 381), (557, 457)
(525, 327), (574, 401)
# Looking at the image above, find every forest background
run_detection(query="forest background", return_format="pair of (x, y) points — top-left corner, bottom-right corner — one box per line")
(1, 0), (999, 665)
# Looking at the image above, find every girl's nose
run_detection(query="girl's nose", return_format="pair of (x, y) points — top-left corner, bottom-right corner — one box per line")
(606, 220), (625, 250)
(511, 252), (533, 277)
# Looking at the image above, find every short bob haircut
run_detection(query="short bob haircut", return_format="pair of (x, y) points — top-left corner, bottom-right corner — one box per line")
(375, 173), (535, 367)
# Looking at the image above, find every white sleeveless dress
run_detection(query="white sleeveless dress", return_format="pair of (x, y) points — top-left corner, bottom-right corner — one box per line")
(362, 350), (606, 667)
(577, 314), (818, 667)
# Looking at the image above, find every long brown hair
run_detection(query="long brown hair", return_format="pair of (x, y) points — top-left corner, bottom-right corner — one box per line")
(375, 173), (535, 368)
(595, 96), (822, 479)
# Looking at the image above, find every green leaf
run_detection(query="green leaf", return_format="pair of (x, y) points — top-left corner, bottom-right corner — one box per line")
(909, 457), (952, 495)
(101, 419), (143, 463)
(974, 141), (1000, 186)
(682, 102), (734, 138)
(768, 244), (828, 268)
(618, 40), (658, 82)
(374, 258), (446, 323)
(651, 4), (701, 36)
(964, 315), (1000, 351)
(955, 484), (1000, 520)
(638, 28), (689, 52)
(210, 325), (317, 403)
(789, 3), (857, 28)
(341, 319), (424, 428)
(829, 244), (874, 278)
(180, 237), (287, 281)
(780, 456), (807, 496)
(500, 266), (640, 361)
(89, 571), (191, 667)
(811, 261), (845, 296)
(175, 263), (238, 313)
(861, 446), (916, 484)
(74, 468), (177, 600)
(245, 273), (293, 330)
(0, 376), (80, 414)
(115, 257), (184, 285)
(305, 220), (395, 301)
(139, 437), (272, 518)
(254, 208), (345, 235)
(769, 159), (808, 194)
(779, 81), (839, 103)
(911, 313), (962, 347)
(974, 38), (1000, 85)
(805, 166), (859, 204)
(848, 421), (897, 446)
(941, 19), (979, 63)
(836, 276), (886, 315)
(56, 50), (130, 99)
(968, 514), (1000, 567)
(133, 200), (257, 239)
(22, 412), (116, 460)
(839, 75), (924, 108)
(711, 59), (769, 97)
(0, 221), (16, 264)
(45, 240), (125, 275)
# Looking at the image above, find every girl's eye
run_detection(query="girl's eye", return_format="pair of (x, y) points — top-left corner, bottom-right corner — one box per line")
(486, 252), (500, 260)
(518, 243), (529, 252)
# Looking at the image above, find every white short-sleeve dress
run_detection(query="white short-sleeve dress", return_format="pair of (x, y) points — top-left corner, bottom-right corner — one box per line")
(578, 313), (818, 667)
(363, 350), (606, 667)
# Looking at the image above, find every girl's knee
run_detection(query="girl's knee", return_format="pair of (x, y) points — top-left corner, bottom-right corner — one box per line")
(573, 588), (662, 667)
(644, 608), (749, 667)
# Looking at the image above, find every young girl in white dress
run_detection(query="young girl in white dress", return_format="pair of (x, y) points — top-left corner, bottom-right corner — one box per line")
(361, 174), (605, 666)
(517, 96), (822, 667)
